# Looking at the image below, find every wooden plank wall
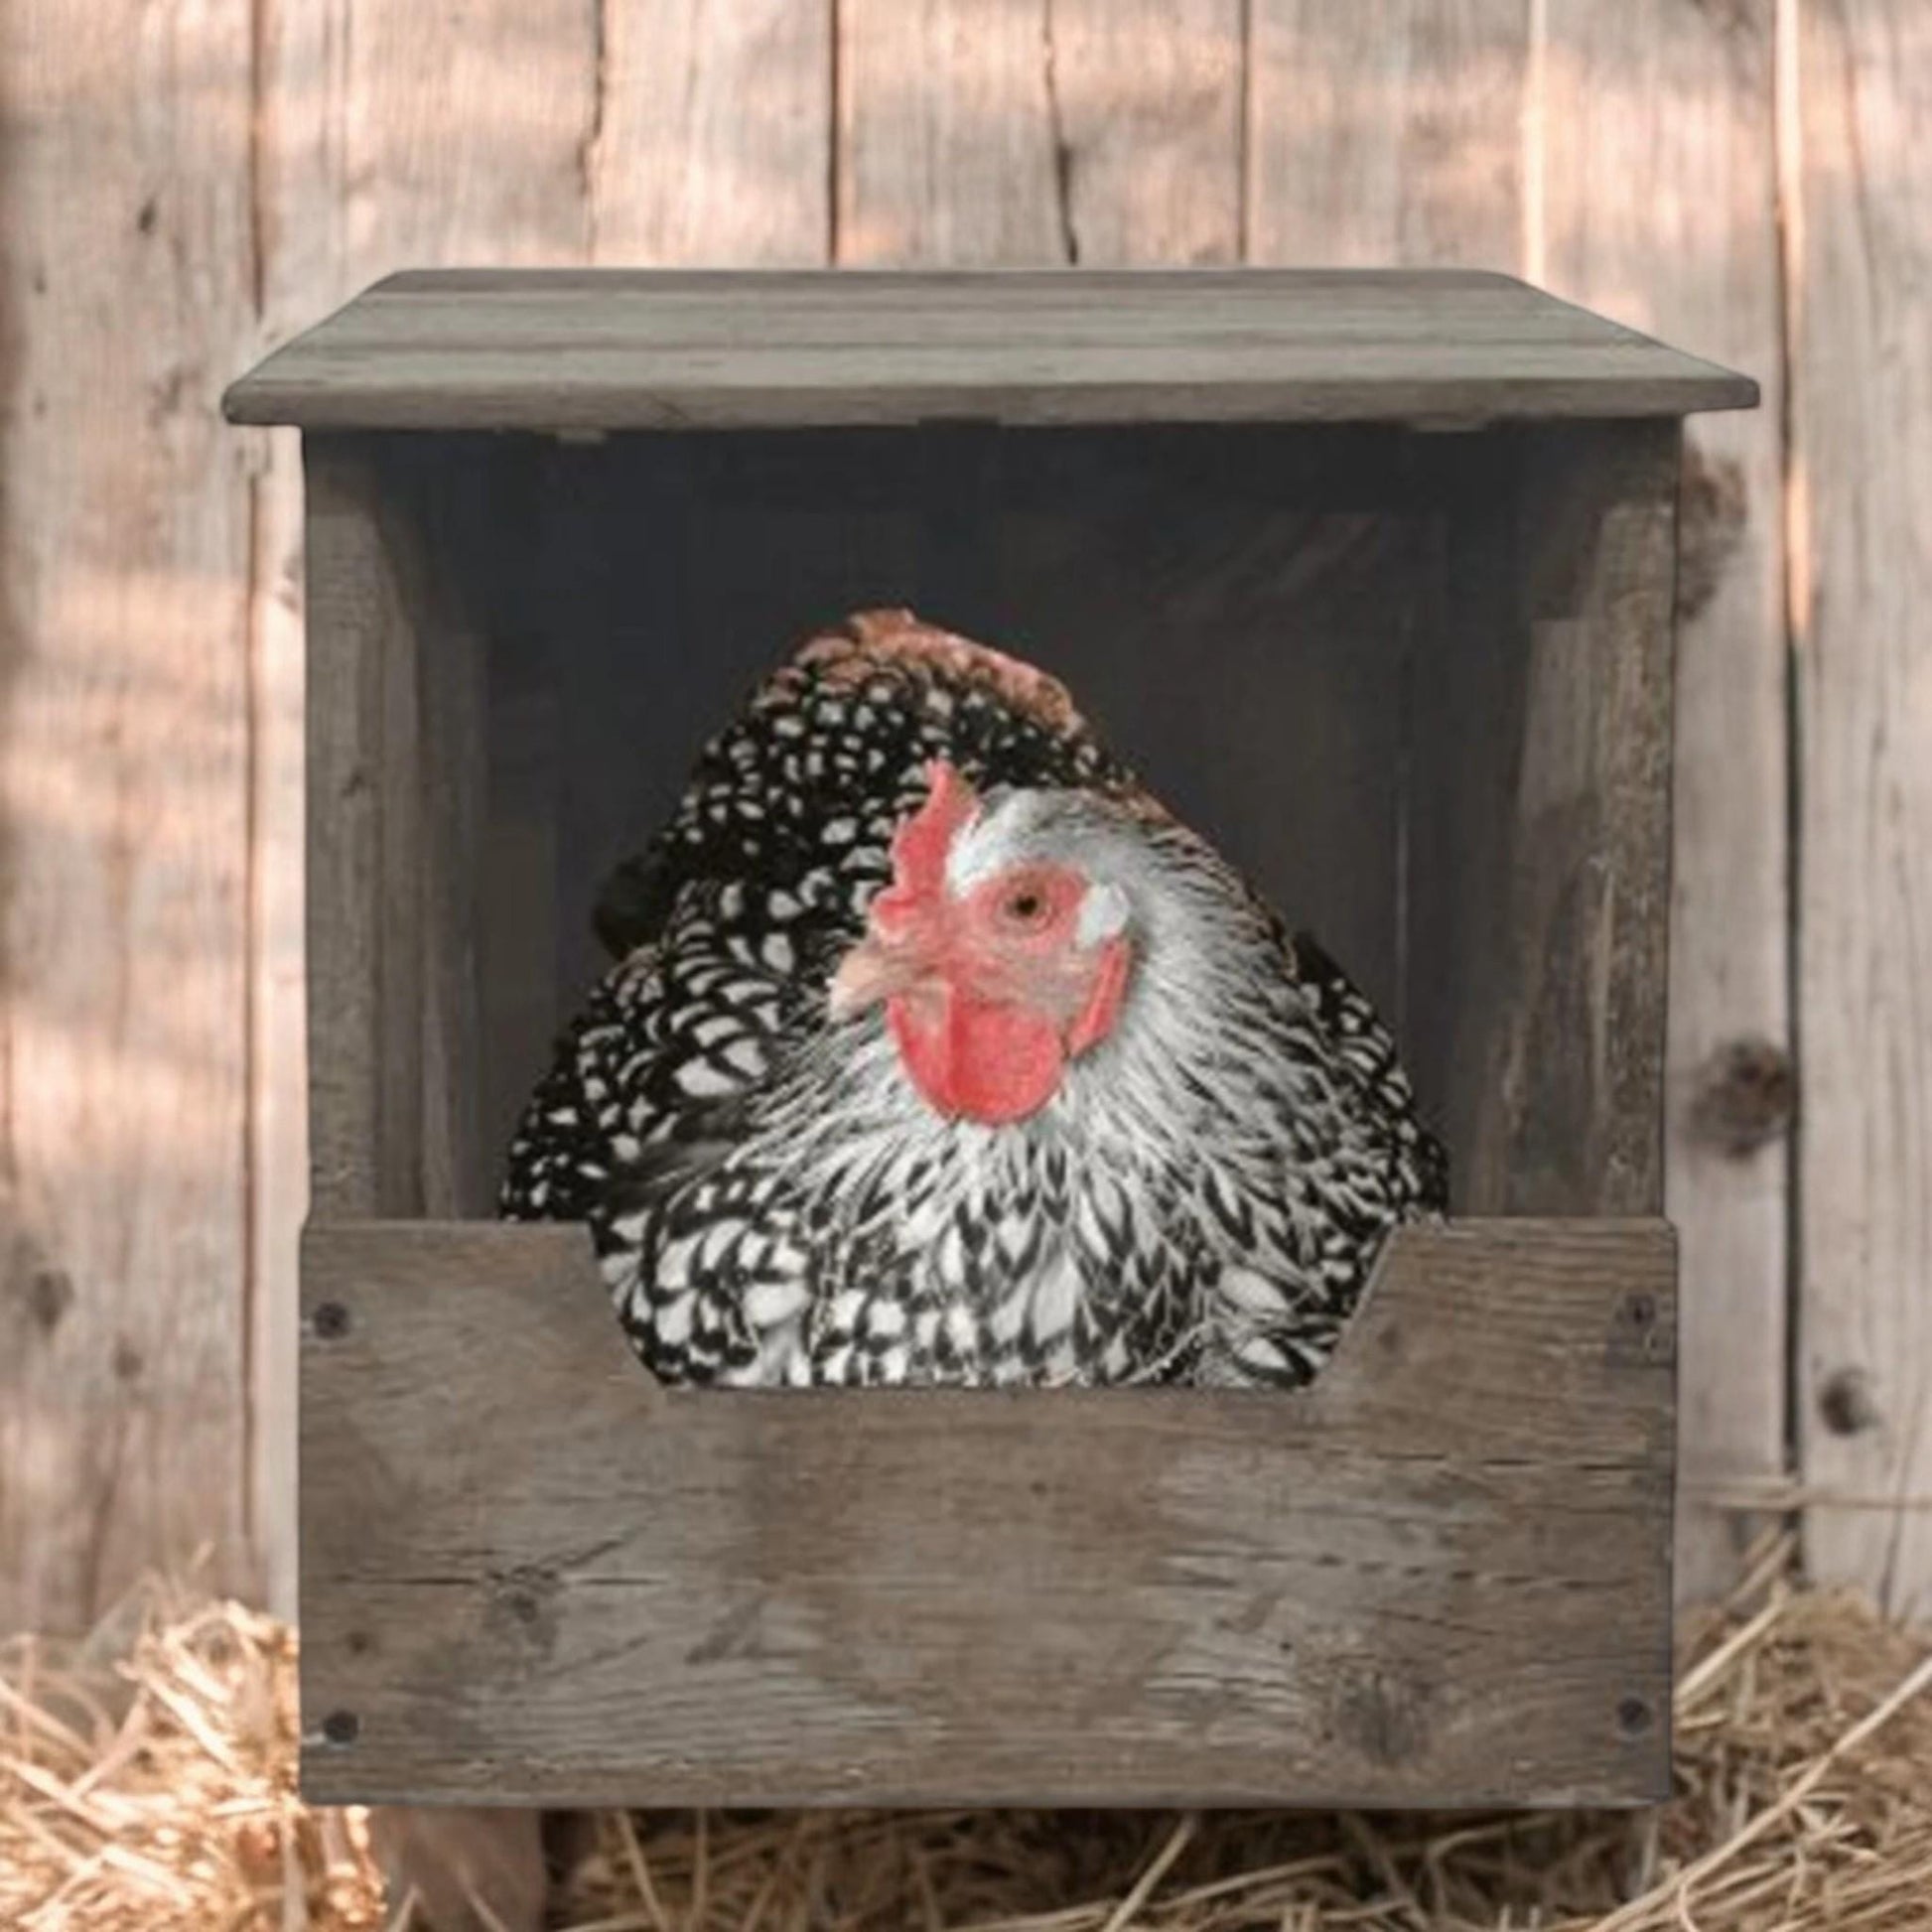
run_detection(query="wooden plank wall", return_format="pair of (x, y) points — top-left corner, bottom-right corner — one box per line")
(0, 0), (1924, 1628)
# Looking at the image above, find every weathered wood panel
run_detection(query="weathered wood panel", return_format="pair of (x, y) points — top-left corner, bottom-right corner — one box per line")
(0, 0), (256, 1628)
(591, 0), (831, 264)
(1030, 0), (1245, 266)
(300, 1217), (1676, 1807)
(1247, 0), (1531, 270)
(1792, 0), (1932, 1620)
(304, 438), (492, 1223)
(1408, 421), (1681, 1220)
(839, 0), (1063, 263)
(1538, 0), (1790, 1608)
(223, 269), (1757, 431)
(841, 0), (1246, 266)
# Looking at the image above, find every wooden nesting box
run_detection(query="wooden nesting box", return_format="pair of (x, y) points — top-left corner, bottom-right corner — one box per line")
(225, 270), (1755, 1810)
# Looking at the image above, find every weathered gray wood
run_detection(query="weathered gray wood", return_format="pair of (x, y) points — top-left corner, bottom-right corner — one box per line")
(839, 0), (1242, 268)
(304, 440), (490, 1220)
(304, 440), (416, 1219)
(1042, 0), (1244, 266)
(1248, 0), (1531, 270)
(1408, 421), (1680, 1219)
(1792, 0), (1932, 1620)
(0, 0), (257, 1629)
(838, 0), (1065, 264)
(298, 1216), (1675, 1807)
(223, 270), (1757, 432)
(1537, 0), (1789, 1605)
(591, 0), (831, 264)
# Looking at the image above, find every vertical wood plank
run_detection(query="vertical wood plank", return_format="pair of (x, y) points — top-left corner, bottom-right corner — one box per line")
(1792, 0), (1932, 1618)
(591, 0), (833, 262)
(839, 0), (1242, 265)
(302, 438), (419, 1221)
(1247, 0), (1531, 269)
(0, 0), (256, 1628)
(1038, 0), (1244, 264)
(1410, 424), (1681, 1228)
(304, 441), (494, 1224)
(1537, 0), (1789, 1605)
(840, 0), (1063, 263)
(249, 0), (603, 1612)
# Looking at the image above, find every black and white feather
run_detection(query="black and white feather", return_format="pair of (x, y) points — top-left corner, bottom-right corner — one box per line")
(501, 610), (1448, 1389)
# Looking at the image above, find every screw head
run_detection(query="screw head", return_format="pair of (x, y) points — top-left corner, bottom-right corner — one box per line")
(312, 1301), (351, 1340)
(1615, 1695), (1654, 1737)
(320, 1709), (360, 1746)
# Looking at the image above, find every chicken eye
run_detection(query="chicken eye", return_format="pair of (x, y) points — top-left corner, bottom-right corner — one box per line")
(1002, 886), (1050, 926)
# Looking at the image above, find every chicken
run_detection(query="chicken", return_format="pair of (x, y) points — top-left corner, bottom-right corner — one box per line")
(501, 609), (1447, 1388)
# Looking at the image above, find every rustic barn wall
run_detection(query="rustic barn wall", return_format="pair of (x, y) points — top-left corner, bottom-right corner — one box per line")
(1, 0), (1923, 1628)
(0, 0), (259, 1626)
(1789, 0), (1932, 1618)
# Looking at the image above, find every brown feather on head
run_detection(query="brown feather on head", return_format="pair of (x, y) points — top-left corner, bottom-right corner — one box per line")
(796, 608), (1086, 737)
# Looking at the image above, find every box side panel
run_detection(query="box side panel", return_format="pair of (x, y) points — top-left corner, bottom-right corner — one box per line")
(1406, 421), (1680, 1215)
(299, 1217), (1676, 1807)
(303, 436), (492, 1219)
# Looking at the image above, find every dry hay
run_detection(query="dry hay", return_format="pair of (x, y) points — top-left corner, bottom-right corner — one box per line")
(6, 1536), (1932, 1932)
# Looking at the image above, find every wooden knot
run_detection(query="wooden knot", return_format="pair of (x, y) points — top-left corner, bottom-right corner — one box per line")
(1676, 440), (1748, 622)
(1818, 1366), (1881, 1438)
(25, 1265), (73, 1333)
(1687, 1035), (1794, 1157)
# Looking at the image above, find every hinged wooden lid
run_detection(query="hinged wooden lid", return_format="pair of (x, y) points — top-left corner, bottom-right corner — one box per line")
(224, 268), (1756, 433)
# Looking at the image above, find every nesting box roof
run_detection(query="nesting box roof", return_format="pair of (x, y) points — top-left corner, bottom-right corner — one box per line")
(224, 269), (1756, 432)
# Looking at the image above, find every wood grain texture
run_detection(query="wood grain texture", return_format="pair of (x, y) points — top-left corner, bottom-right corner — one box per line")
(306, 440), (497, 1220)
(1791, 0), (1932, 1619)
(1408, 422), (1681, 1221)
(1537, 0), (1788, 1606)
(838, 0), (1064, 264)
(590, 0), (831, 263)
(1247, 0), (1531, 269)
(0, 0), (256, 1627)
(1040, 0), (1244, 265)
(300, 1217), (1676, 1807)
(303, 439), (420, 1220)
(221, 269), (1759, 431)
(304, 437), (531, 1930)
(838, 0), (1244, 268)
(838, 0), (1243, 267)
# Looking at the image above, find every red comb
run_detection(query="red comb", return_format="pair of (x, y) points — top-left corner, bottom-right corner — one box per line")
(888, 759), (979, 900)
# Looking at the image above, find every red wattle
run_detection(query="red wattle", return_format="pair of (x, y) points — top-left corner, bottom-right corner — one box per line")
(888, 990), (1066, 1125)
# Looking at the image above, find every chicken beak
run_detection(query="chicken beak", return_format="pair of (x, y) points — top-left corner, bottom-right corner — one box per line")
(827, 937), (923, 1022)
